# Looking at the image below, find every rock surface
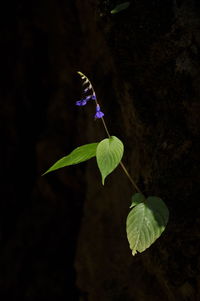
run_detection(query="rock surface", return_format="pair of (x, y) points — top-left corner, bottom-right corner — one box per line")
(0, 0), (200, 300)
(75, 1), (200, 300)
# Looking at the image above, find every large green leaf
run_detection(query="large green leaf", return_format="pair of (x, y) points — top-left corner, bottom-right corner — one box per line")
(126, 196), (169, 256)
(96, 136), (124, 185)
(43, 143), (98, 175)
(111, 2), (130, 14)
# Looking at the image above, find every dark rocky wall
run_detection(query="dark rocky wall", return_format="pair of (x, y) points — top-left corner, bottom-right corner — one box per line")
(75, 1), (200, 301)
(1, 1), (84, 299)
(0, 0), (200, 300)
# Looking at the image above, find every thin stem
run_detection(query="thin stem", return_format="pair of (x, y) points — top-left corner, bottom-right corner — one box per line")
(119, 162), (142, 193)
(100, 115), (142, 193)
(101, 117), (111, 138)
(78, 72), (142, 194)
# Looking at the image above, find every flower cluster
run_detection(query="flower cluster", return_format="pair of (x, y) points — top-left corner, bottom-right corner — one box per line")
(76, 71), (104, 119)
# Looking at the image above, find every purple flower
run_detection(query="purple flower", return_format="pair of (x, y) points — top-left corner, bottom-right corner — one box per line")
(76, 95), (93, 106)
(91, 93), (96, 100)
(76, 99), (87, 106)
(76, 72), (104, 120)
(94, 104), (104, 119)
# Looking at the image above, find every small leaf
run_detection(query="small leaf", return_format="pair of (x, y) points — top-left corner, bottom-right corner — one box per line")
(96, 136), (124, 185)
(43, 143), (98, 175)
(111, 2), (130, 14)
(127, 196), (169, 256)
(130, 193), (146, 208)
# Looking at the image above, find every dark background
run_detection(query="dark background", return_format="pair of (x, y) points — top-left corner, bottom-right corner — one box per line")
(1, 0), (200, 300)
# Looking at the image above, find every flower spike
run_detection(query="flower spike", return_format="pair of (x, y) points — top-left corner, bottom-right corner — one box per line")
(76, 72), (104, 119)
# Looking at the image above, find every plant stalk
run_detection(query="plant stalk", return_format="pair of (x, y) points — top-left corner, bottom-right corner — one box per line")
(100, 116), (141, 194)
(82, 72), (141, 194)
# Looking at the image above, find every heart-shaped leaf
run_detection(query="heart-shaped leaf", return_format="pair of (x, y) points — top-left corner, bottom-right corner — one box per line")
(43, 143), (98, 175)
(96, 136), (124, 185)
(127, 196), (169, 255)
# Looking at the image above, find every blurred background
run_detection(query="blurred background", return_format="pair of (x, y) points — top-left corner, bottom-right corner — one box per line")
(1, 0), (200, 300)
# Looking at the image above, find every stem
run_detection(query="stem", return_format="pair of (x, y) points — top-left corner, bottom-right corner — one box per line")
(101, 117), (110, 138)
(80, 72), (142, 194)
(119, 162), (142, 193)
(100, 116), (142, 194)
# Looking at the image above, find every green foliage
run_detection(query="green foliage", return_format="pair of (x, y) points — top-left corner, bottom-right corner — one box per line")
(43, 143), (98, 175)
(130, 192), (146, 208)
(96, 136), (124, 185)
(127, 194), (169, 255)
(43, 71), (170, 256)
(43, 136), (124, 185)
(111, 2), (130, 14)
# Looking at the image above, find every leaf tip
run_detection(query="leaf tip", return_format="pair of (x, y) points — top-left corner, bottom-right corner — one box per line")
(41, 169), (49, 176)
(132, 249), (137, 256)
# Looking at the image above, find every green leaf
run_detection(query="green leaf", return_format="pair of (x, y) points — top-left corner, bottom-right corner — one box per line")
(43, 143), (98, 175)
(126, 196), (169, 256)
(111, 2), (130, 14)
(96, 136), (124, 185)
(130, 193), (146, 208)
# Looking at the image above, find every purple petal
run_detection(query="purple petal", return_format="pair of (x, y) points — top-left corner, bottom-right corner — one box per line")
(76, 95), (93, 106)
(96, 104), (100, 111)
(95, 111), (104, 119)
(76, 99), (87, 106)
(85, 95), (92, 101)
